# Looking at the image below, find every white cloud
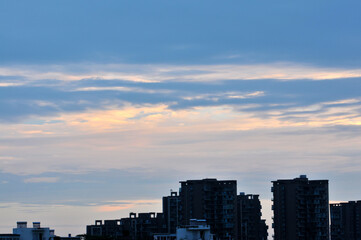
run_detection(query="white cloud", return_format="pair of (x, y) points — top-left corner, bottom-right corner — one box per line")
(182, 91), (264, 101)
(24, 177), (59, 183)
(1, 62), (361, 86)
(0, 83), (23, 87)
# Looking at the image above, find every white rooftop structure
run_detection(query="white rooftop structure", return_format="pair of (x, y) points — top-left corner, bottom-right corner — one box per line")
(176, 219), (213, 240)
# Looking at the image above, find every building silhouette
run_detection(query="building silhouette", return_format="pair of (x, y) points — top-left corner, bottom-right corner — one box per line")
(179, 178), (238, 240)
(87, 219), (123, 238)
(330, 200), (361, 240)
(0, 234), (20, 240)
(237, 193), (268, 240)
(163, 191), (180, 234)
(272, 175), (329, 240)
(86, 212), (166, 240)
(86, 178), (268, 240)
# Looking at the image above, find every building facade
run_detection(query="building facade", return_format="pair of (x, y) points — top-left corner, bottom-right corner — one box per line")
(179, 178), (238, 240)
(272, 175), (329, 240)
(330, 201), (361, 240)
(237, 193), (268, 240)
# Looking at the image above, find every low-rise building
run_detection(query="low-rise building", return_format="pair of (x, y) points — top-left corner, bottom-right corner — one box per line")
(58, 234), (81, 240)
(176, 219), (213, 240)
(87, 212), (166, 240)
(0, 234), (20, 240)
(153, 233), (176, 240)
(154, 219), (212, 240)
(13, 222), (54, 240)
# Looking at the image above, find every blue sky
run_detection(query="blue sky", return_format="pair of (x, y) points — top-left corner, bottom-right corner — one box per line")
(1, 0), (361, 237)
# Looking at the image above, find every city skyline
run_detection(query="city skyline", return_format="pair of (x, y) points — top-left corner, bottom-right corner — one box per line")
(1, 0), (361, 238)
(0, 175), (359, 238)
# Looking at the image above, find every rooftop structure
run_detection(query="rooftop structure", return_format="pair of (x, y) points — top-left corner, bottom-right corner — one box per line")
(176, 219), (213, 240)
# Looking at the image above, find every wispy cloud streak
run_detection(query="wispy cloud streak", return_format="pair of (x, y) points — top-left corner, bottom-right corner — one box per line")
(2, 62), (361, 86)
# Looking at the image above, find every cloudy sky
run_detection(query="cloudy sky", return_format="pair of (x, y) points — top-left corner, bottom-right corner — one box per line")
(1, 0), (361, 237)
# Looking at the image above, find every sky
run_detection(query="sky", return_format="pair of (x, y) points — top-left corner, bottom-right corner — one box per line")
(1, 0), (361, 237)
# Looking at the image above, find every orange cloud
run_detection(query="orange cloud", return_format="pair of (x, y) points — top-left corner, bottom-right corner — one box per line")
(96, 199), (161, 212)
(97, 204), (134, 212)
(9, 98), (361, 140)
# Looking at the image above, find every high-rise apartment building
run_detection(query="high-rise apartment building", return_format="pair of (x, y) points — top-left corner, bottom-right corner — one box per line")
(162, 191), (180, 234)
(237, 193), (268, 240)
(179, 178), (238, 240)
(330, 200), (361, 240)
(272, 175), (329, 240)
